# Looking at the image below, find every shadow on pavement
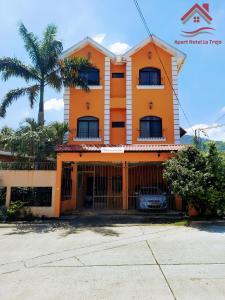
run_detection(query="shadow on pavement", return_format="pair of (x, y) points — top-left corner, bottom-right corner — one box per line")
(190, 221), (225, 233)
(2, 219), (121, 237)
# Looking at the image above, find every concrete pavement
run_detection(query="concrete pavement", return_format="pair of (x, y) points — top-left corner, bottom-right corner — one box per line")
(0, 220), (225, 300)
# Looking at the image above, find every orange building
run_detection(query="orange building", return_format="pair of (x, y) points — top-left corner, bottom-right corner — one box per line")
(55, 36), (186, 216)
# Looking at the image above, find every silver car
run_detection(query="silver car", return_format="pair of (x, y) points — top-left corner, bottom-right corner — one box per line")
(137, 187), (167, 210)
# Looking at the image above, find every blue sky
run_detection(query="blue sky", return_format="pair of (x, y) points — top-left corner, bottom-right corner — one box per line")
(0, 0), (225, 140)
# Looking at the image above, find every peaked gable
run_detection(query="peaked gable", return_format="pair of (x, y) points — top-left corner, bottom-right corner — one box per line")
(123, 35), (186, 71)
(61, 37), (116, 60)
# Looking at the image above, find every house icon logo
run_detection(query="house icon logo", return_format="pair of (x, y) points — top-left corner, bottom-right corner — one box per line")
(181, 3), (215, 37)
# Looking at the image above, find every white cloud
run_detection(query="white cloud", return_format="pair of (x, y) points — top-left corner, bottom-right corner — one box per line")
(93, 33), (106, 44)
(219, 106), (225, 114)
(186, 123), (225, 141)
(108, 42), (131, 55)
(44, 98), (64, 111)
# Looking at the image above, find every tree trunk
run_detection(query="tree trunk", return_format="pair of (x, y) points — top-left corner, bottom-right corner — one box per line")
(38, 82), (44, 125)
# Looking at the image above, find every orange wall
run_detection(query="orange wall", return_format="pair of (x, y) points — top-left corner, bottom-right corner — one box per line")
(110, 64), (126, 98)
(68, 45), (105, 144)
(131, 42), (175, 144)
(67, 41), (176, 145)
(110, 109), (126, 144)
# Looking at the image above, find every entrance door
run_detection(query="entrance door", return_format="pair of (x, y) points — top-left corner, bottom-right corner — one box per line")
(110, 109), (126, 144)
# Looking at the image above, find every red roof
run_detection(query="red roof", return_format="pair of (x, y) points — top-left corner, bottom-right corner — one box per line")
(56, 144), (186, 153)
(181, 4), (212, 23)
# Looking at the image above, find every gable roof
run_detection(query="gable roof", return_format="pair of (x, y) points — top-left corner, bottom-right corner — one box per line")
(181, 3), (212, 24)
(61, 35), (186, 71)
(61, 36), (116, 60)
(123, 35), (186, 71)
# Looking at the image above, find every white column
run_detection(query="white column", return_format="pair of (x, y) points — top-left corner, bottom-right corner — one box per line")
(104, 57), (110, 144)
(126, 57), (132, 145)
(63, 87), (70, 143)
(171, 57), (180, 144)
(63, 87), (70, 124)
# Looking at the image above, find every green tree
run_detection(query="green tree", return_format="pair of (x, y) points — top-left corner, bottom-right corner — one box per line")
(205, 143), (225, 214)
(0, 23), (91, 125)
(0, 119), (69, 160)
(164, 145), (225, 216)
(163, 146), (209, 215)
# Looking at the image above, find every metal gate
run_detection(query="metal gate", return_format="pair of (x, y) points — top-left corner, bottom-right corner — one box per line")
(76, 163), (123, 209)
(128, 163), (175, 210)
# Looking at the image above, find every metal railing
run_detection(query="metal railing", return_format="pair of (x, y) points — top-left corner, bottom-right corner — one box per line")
(72, 128), (102, 140)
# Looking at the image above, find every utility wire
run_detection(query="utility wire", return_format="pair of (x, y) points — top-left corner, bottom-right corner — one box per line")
(215, 113), (225, 124)
(133, 0), (195, 133)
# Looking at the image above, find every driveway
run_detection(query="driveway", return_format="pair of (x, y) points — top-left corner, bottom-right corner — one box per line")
(0, 219), (225, 300)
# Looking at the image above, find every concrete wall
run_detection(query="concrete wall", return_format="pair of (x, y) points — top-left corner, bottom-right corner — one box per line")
(0, 170), (56, 218)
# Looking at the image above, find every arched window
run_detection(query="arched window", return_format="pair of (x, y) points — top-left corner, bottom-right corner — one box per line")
(140, 116), (162, 138)
(79, 67), (100, 85)
(77, 116), (99, 138)
(139, 67), (161, 85)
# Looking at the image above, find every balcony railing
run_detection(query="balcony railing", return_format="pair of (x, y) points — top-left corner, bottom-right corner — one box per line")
(72, 128), (102, 141)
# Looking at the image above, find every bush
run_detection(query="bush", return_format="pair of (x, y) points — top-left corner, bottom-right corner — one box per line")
(5, 201), (26, 221)
(164, 143), (225, 216)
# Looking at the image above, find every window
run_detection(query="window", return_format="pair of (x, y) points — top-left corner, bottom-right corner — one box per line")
(112, 73), (124, 78)
(77, 116), (99, 138)
(112, 176), (122, 193)
(140, 116), (162, 138)
(79, 68), (100, 85)
(112, 122), (125, 128)
(139, 68), (161, 85)
(10, 187), (52, 207)
(0, 187), (6, 206)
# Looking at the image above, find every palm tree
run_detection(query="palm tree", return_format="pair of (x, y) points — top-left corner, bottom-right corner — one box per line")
(49, 121), (69, 144)
(0, 23), (91, 125)
(19, 118), (41, 133)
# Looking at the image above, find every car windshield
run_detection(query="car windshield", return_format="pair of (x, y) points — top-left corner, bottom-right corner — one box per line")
(140, 187), (161, 195)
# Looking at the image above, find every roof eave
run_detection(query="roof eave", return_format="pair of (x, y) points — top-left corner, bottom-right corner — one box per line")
(123, 35), (186, 71)
(61, 36), (116, 60)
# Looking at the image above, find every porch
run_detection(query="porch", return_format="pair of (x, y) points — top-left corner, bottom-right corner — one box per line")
(55, 144), (185, 217)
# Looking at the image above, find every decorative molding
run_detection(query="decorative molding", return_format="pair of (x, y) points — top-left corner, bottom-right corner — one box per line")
(136, 85), (165, 90)
(137, 137), (166, 142)
(172, 57), (180, 144)
(61, 36), (115, 60)
(104, 57), (110, 144)
(123, 35), (186, 72)
(63, 87), (70, 124)
(73, 138), (102, 142)
(76, 85), (103, 90)
(126, 57), (132, 144)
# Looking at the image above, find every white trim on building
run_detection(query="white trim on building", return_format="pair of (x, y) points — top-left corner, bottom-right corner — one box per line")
(104, 57), (110, 144)
(63, 87), (70, 124)
(136, 85), (165, 90)
(75, 85), (103, 90)
(171, 57), (180, 144)
(126, 57), (132, 145)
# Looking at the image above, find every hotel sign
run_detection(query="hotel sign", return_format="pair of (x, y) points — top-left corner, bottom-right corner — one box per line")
(101, 147), (124, 153)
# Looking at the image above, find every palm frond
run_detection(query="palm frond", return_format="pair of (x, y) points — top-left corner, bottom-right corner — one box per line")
(40, 24), (63, 72)
(19, 23), (42, 70)
(59, 57), (93, 91)
(0, 57), (40, 82)
(45, 71), (62, 91)
(19, 118), (40, 133)
(0, 85), (40, 118)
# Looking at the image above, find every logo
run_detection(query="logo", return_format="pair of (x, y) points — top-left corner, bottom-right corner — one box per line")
(180, 3), (215, 37)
